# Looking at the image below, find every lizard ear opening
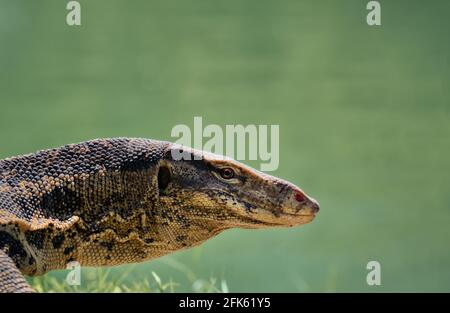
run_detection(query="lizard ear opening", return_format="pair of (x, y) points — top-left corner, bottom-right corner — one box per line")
(158, 164), (172, 194)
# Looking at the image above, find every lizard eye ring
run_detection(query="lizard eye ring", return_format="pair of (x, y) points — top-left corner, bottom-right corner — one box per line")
(219, 168), (235, 180)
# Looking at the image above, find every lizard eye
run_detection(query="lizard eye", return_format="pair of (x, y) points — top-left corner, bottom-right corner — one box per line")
(219, 167), (235, 180)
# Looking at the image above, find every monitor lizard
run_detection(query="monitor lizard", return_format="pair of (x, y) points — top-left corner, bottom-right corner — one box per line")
(0, 138), (319, 292)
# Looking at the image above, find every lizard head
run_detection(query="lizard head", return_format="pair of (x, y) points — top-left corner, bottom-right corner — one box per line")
(156, 145), (319, 230)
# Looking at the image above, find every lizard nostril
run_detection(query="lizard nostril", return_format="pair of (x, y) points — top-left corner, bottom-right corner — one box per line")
(294, 192), (306, 203)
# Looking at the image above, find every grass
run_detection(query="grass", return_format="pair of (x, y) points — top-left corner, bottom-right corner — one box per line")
(28, 260), (229, 293)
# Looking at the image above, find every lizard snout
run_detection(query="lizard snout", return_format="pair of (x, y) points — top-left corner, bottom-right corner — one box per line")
(282, 188), (320, 219)
(297, 193), (320, 214)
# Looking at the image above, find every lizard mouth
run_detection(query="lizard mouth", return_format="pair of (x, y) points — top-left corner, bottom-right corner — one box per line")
(238, 208), (317, 229)
(278, 212), (317, 226)
(284, 212), (317, 218)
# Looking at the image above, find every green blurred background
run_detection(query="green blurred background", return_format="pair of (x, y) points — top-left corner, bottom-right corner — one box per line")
(1, 0), (449, 292)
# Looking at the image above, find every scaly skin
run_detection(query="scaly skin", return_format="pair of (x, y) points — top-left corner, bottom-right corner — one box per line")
(0, 138), (319, 293)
